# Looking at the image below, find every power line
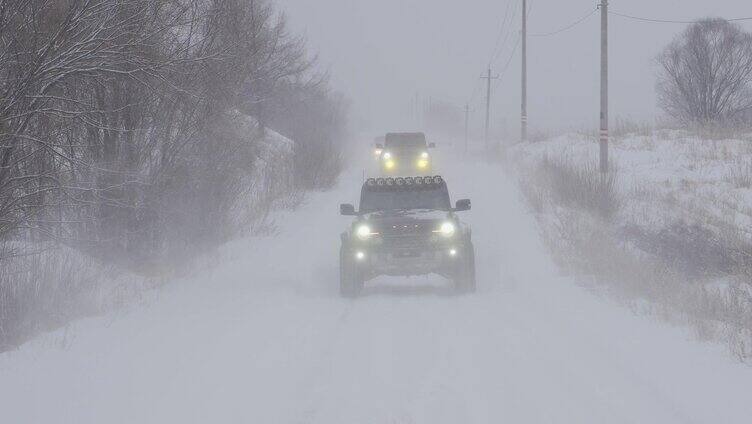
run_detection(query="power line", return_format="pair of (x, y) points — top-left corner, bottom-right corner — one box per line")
(462, 0), (524, 134)
(467, 1), (519, 106)
(609, 10), (752, 24)
(467, 79), (484, 106)
(493, 33), (521, 89)
(600, 0), (609, 173)
(490, 5), (520, 64)
(501, 34), (521, 76)
(488, 2), (515, 63)
(522, 0), (528, 142)
(481, 68), (500, 149)
(530, 8), (598, 37)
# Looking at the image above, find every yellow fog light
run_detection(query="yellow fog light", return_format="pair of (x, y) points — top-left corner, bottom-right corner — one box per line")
(417, 159), (429, 169)
(385, 160), (395, 169)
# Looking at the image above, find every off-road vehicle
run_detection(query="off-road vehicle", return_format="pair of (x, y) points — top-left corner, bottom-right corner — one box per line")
(375, 132), (436, 175)
(372, 136), (385, 159)
(339, 176), (475, 297)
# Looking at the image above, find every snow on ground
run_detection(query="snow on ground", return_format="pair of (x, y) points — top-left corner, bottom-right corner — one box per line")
(509, 130), (752, 240)
(1, 152), (752, 424)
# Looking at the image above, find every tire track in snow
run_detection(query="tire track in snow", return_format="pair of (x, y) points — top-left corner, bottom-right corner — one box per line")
(293, 302), (355, 423)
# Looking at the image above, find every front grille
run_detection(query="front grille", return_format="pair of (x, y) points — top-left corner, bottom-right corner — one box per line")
(380, 223), (433, 237)
(377, 222), (433, 248)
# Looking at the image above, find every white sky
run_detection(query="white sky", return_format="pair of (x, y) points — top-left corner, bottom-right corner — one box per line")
(275, 0), (752, 134)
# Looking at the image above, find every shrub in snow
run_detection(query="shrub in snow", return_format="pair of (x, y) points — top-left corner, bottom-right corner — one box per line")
(536, 155), (619, 219)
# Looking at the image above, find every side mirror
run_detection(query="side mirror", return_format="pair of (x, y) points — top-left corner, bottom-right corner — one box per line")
(428, 142), (436, 148)
(454, 199), (471, 212)
(375, 143), (383, 149)
(340, 203), (357, 216)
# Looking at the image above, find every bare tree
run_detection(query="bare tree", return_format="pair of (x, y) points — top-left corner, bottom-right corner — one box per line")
(656, 19), (752, 125)
(0, 0), (195, 242)
(0, 0), (349, 348)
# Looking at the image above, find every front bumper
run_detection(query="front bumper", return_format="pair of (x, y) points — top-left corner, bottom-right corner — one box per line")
(349, 243), (463, 278)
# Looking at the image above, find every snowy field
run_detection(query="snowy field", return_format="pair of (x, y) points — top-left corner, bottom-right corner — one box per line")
(1, 155), (752, 423)
(510, 130), (752, 239)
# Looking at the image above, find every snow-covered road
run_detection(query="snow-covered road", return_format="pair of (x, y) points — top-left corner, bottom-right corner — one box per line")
(2, 158), (751, 424)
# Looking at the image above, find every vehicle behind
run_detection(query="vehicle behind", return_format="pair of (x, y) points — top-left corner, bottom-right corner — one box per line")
(376, 132), (435, 175)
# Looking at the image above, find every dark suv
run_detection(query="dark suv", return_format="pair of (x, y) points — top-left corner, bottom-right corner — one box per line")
(375, 132), (436, 175)
(339, 176), (475, 297)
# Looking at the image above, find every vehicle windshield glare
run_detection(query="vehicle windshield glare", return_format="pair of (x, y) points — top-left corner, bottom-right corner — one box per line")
(359, 186), (451, 213)
(385, 133), (427, 150)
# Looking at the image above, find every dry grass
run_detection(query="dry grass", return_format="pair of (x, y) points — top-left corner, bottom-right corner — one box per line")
(527, 128), (553, 143)
(535, 155), (620, 219)
(1, 244), (101, 350)
(513, 153), (752, 362)
(0, 241), (159, 351)
(689, 123), (752, 141)
(611, 117), (656, 139)
(724, 159), (752, 189)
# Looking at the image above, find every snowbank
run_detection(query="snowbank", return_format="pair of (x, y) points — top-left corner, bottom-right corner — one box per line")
(508, 130), (752, 360)
(224, 110), (297, 233)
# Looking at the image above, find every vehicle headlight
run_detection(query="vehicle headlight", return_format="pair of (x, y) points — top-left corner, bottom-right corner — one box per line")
(420, 151), (429, 159)
(356, 224), (372, 240)
(374, 148), (383, 156)
(382, 152), (392, 160)
(384, 160), (395, 169)
(439, 221), (455, 237)
(417, 159), (429, 168)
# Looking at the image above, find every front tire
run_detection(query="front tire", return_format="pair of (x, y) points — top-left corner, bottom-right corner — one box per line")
(340, 244), (364, 298)
(454, 242), (476, 294)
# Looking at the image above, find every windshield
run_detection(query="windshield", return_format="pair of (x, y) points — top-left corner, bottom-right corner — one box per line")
(385, 133), (426, 149)
(385, 140), (426, 150)
(360, 187), (450, 213)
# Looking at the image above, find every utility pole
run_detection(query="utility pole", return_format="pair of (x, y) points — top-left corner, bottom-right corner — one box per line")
(464, 103), (470, 155)
(481, 67), (499, 151)
(599, 0), (609, 173)
(521, 0), (528, 142)
(415, 92), (420, 128)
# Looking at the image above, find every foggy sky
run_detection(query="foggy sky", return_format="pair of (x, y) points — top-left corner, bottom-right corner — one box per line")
(276, 0), (752, 135)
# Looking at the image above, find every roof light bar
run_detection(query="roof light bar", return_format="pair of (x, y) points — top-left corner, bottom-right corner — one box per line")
(363, 176), (445, 189)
